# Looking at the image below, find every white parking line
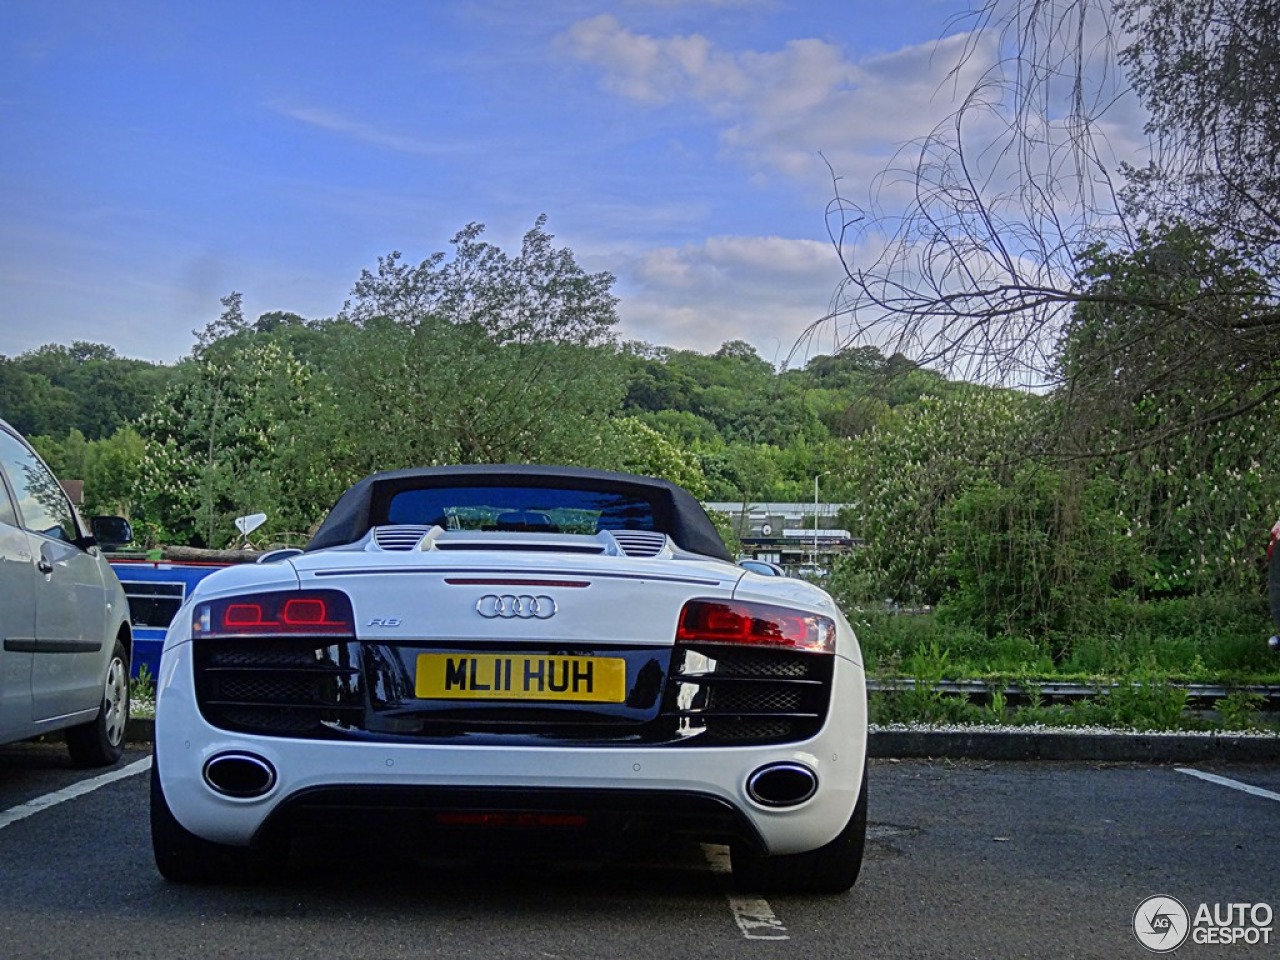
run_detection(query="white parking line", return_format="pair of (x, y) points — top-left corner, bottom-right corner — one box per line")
(1176, 768), (1280, 804)
(0, 756), (151, 832)
(701, 843), (790, 941)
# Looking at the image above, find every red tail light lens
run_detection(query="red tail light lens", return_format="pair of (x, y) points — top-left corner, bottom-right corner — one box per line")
(676, 599), (835, 653)
(193, 590), (355, 638)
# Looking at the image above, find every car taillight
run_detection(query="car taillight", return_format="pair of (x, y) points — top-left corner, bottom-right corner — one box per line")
(675, 599), (835, 654)
(193, 590), (356, 638)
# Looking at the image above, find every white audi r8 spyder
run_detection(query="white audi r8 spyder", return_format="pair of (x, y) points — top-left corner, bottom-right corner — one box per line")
(151, 466), (868, 893)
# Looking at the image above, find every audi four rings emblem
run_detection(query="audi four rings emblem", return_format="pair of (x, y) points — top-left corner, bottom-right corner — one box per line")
(475, 594), (558, 620)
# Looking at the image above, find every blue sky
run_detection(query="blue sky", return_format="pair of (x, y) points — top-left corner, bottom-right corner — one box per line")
(1, 0), (991, 367)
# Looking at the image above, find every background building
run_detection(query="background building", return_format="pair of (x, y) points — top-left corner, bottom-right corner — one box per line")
(704, 501), (861, 577)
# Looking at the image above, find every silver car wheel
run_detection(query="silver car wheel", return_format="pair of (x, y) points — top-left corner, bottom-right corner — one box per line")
(102, 654), (128, 746)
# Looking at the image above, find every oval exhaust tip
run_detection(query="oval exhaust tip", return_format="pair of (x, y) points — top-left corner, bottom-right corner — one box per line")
(746, 762), (819, 808)
(203, 752), (276, 798)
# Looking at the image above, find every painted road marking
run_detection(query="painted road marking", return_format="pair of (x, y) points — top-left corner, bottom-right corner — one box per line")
(0, 756), (151, 832)
(1176, 768), (1280, 804)
(701, 843), (790, 941)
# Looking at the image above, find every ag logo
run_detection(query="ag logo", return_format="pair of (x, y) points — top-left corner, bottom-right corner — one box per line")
(1133, 895), (1190, 953)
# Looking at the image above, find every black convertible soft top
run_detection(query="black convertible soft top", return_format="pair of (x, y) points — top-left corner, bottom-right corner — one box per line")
(306, 464), (732, 562)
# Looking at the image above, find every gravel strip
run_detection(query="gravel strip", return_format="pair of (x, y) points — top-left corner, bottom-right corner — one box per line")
(872, 721), (1280, 739)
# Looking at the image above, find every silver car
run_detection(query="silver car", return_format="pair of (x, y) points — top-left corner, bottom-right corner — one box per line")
(0, 418), (132, 765)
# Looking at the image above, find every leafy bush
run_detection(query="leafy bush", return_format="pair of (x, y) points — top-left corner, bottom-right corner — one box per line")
(869, 640), (984, 725)
(938, 467), (1142, 637)
(1217, 691), (1269, 730)
(852, 610), (1052, 677)
(1102, 678), (1191, 731)
(1056, 595), (1274, 679)
(831, 387), (1045, 607)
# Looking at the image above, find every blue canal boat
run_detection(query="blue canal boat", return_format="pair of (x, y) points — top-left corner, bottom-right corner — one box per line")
(108, 559), (229, 679)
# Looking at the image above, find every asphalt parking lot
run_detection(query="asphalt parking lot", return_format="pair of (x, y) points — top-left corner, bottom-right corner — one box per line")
(1, 741), (1277, 959)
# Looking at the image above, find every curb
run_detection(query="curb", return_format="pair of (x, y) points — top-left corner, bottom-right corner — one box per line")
(128, 717), (155, 743)
(869, 729), (1280, 762)
(125, 718), (1280, 762)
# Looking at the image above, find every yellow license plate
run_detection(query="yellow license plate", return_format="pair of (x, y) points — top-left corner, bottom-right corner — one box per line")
(415, 654), (626, 702)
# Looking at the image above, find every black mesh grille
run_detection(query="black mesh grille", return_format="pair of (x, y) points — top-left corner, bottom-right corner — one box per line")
(715, 719), (792, 741)
(215, 705), (336, 735)
(709, 652), (814, 679)
(206, 648), (326, 668)
(194, 638), (363, 737)
(707, 683), (803, 713)
(660, 645), (833, 745)
(218, 674), (328, 704)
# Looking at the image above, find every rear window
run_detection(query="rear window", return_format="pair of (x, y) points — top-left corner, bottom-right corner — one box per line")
(385, 486), (658, 535)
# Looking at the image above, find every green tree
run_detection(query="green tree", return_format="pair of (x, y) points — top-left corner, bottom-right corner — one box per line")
(821, 0), (1280, 442)
(345, 217), (617, 348)
(135, 341), (343, 547)
(939, 466), (1138, 636)
(699, 444), (783, 503)
(322, 319), (624, 471)
(28, 427), (148, 518)
(633, 409), (722, 449)
(0, 361), (77, 437)
(28, 429), (90, 481)
(1118, 0), (1280, 262)
(193, 291), (250, 352)
(829, 387), (1045, 606)
(82, 427), (147, 517)
(1, 342), (172, 440)
(325, 217), (626, 470)
(582, 417), (709, 498)
(1057, 223), (1273, 451)
(1056, 224), (1280, 597)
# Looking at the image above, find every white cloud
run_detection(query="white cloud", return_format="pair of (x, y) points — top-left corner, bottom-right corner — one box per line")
(567, 8), (1151, 383)
(605, 225), (1067, 382)
(267, 102), (460, 156)
(563, 15), (999, 190)
(610, 234), (847, 363)
(563, 11), (1146, 214)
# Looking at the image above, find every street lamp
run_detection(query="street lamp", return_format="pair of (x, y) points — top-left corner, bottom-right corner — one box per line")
(814, 471), (831, 565)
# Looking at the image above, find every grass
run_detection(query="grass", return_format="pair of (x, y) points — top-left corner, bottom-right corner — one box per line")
(869, 682), (1280, 733)
(852, 598), (1280, 683)
(854, 600), (1280, 732)
(129, 664), (156, 718)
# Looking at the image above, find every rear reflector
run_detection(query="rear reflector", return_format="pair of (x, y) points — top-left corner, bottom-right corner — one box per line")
(434, 813), (588, 828)
(676, 599), (835, 653)
(194, 589), (355, 638)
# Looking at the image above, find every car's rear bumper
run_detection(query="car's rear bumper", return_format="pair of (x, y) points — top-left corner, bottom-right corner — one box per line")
(155, 643), (867, 857)
(254, 783), (766, 858)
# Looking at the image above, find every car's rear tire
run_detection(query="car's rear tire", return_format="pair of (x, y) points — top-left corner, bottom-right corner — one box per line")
(730, 767), (867, 895)
(66, 639), (129, 768)
(150, 758), (285, 883)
